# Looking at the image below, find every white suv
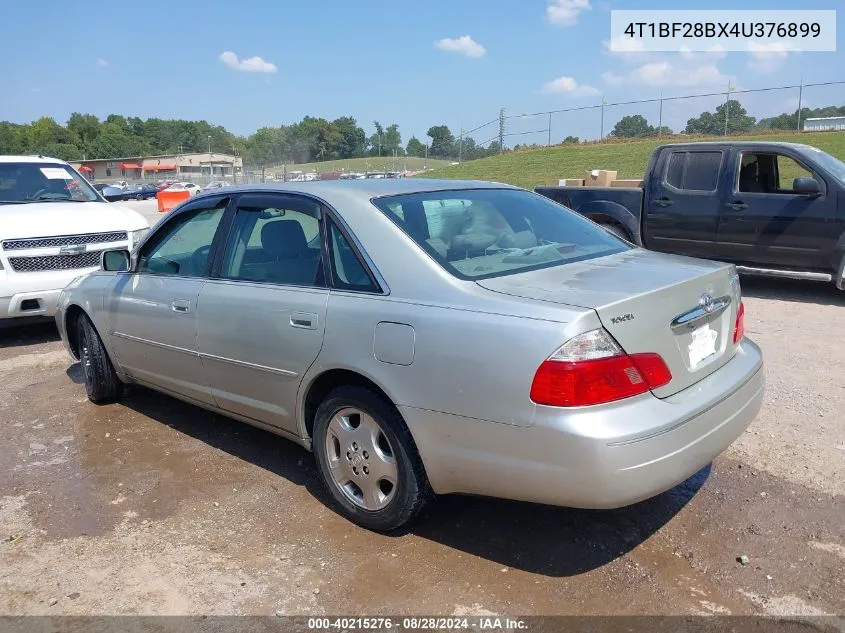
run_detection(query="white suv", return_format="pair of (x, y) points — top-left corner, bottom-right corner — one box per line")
(0, 156), (149, 321)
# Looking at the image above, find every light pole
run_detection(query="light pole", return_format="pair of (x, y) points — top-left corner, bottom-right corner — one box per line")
(207, 135), (212, 181)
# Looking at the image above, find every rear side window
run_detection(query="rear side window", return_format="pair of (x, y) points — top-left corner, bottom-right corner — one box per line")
(665, 151), (722, 192)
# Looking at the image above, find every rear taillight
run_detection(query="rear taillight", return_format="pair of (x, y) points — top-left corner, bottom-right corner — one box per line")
(530, 329), (672, 407)
(733, 301), (745, 344)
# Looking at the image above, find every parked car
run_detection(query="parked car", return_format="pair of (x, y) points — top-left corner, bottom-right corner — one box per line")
(155, 180), (175, 192)
(121, 183), (158, 200)
(0, 156), (149, 321)
(55, 180), (763, 531)
(201, 181), (229, 191)
(536, 141), (845, 290)
(166, 182), (201, 196)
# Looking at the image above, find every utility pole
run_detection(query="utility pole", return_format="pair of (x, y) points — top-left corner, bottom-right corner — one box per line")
(548, 112), (552, 146)
(723, 80), (732, 136)
(498, 108), (505, 154)
(424, 144), (428, 170)
(458, 128), (464, 162)
(796, 77), (804, 131)
(658, 92), (664, 138)
(600, 97), (606, 141)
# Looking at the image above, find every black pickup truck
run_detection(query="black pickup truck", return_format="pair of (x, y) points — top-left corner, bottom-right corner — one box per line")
(536, 141), (845, 289)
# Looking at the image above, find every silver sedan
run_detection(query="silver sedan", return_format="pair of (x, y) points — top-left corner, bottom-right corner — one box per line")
(56, 180), (764, 531)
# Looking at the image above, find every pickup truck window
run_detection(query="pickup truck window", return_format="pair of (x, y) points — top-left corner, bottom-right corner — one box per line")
(665, 151), (721, 192)
(739, 153), (815, 194)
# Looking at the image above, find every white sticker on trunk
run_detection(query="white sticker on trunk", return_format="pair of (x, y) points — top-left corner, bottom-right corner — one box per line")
(40, 167), (73, 179)
(688, 323), (718, 369)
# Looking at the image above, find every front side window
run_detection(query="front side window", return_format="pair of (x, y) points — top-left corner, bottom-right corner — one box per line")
(372, 188), (628, 280)
(739, 152), (817, 194)
(220, 195), (324, 287)
(136, 199), (227, 276)
(0, 162), (101, 204)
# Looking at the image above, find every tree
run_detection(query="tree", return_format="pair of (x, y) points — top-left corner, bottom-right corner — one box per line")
(654, 126), (673, 136)
(685, 99), (756, 135)
(331, 116), (366, 159)
(406, 136), (426, 157)
(40, 142), (83, 161)
(67, 113), (100, 150)
(382, 123), (402, 156)
(368, 121), (385, 156)
(562, 135), (580, 144)
(611, 114), (654, 138)
(426, 125), (455, 158)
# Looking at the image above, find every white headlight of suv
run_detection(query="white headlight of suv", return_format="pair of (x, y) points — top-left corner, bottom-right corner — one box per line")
(130, 228), (149, 247)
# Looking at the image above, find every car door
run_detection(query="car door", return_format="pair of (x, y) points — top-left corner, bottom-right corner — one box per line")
(716, 149), (835, 268)
(106, 196), (229, 405)
(196, 192), (329, 434)
(642, 148), (724, 259)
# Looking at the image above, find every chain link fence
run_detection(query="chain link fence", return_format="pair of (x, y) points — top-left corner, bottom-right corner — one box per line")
(468, 80), (845, 153)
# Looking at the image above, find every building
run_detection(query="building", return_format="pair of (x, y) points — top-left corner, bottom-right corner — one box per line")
(802, 116), (845, 132)
(69, 152), (243, 182)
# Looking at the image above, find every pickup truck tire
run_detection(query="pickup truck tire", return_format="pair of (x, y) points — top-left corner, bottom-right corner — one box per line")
(599, 223), (630, 241)
(77, 314), (124, 404)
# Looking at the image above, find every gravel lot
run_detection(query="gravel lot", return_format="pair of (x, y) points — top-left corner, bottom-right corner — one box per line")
(0, 250), (843, 615)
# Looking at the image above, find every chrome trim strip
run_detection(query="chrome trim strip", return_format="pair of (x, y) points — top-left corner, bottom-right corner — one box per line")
(111, 331), (198, 356)
(670, 295), (731, 331)
(736, 266), (833, 282)
(199, 352), (298, 377)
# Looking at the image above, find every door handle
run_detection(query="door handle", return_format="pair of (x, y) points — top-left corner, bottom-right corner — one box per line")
(654, 198), (673, 207)
(171, 300), (191, 313)
(726, 201), (748, 211)
(290, 312), (318, 329)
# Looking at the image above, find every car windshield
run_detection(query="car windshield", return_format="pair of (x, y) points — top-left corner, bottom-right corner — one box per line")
(372, 188), (629, 280)
(0, 162), (102, 203)
(804, 146), (845, 184)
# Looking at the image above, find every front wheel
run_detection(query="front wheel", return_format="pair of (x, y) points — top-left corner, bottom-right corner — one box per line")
(76, 314), (123, 404)
(312, 386), (431, 531)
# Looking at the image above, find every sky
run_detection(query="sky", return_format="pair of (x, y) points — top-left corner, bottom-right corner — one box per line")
(1, 0), (843, 146)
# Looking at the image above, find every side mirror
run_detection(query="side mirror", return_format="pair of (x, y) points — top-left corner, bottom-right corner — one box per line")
(792, 177), (821, 196)
(101, 249), (131, 272)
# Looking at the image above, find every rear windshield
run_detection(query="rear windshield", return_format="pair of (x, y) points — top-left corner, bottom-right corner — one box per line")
(371, 188), (629, 280)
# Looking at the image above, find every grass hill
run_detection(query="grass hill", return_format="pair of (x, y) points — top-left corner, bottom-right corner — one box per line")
(417, 131), (845, 188)
(265, 156), (450, 176)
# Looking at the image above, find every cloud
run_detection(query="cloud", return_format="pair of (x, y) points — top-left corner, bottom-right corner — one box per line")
(602, 36), (648, 59)
(219, 51), (278, 73)
(546, 0), (591, 27)
(746, 42), (791, 74)
(434, 35), (486, 58)
(96, 58), (109, 67)
(602, 59), (732, 88)
(542, 76), (600, 96)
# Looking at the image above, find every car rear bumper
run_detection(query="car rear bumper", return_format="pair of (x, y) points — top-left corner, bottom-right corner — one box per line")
(401, 338), (764, 509)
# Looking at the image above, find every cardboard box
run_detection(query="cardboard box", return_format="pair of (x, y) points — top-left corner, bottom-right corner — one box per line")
(559, 178), (584, 186)
(610, 179), (643, 188)
(584, 169), (617, 187)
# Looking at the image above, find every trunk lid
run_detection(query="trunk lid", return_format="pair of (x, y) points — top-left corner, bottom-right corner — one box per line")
(476, 249), (741, 398)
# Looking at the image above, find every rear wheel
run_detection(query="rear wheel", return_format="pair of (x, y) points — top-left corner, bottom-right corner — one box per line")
(76, 314), (123, 404)
(312, 386), (431, 531)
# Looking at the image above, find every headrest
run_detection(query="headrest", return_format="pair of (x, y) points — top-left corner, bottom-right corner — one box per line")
(261, 220), (307, 256)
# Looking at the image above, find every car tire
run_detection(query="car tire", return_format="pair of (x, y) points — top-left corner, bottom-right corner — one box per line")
(76, 314), (123, 404)
(312, 385), (432, 531)
(601, 223), (630, 241)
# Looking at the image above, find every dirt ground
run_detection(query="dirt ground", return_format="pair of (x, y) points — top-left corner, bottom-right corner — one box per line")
(0, 275), (843, 617)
